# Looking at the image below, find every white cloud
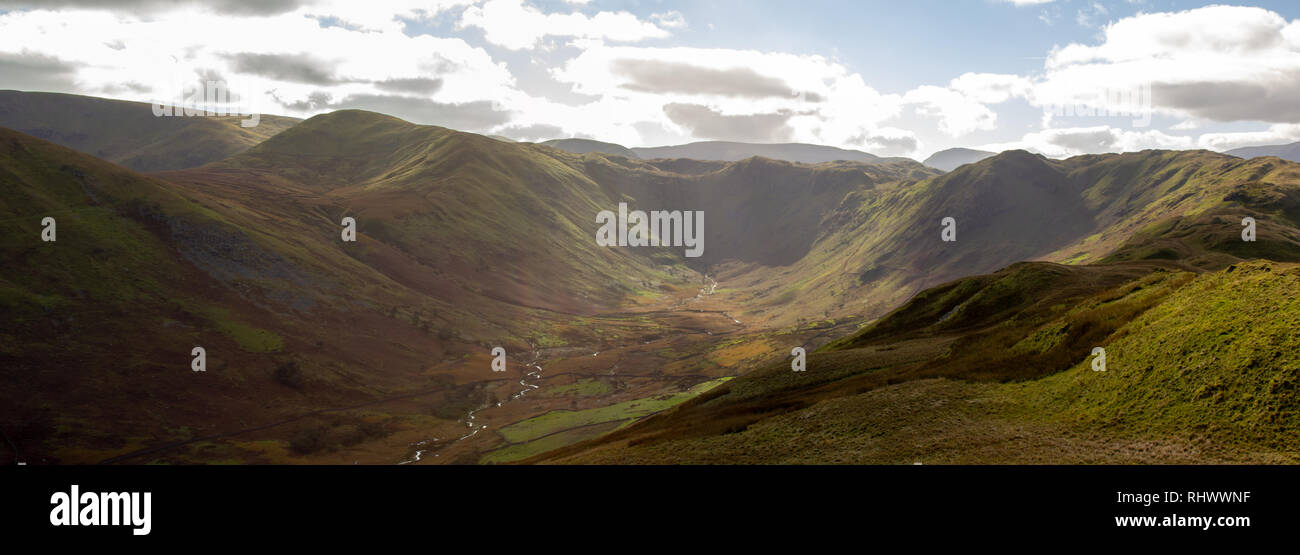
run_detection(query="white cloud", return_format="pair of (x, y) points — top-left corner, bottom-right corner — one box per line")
(1035, 6), (1300, 125)
(902, 85), (997, 137)
(1075, 2), (1109, 28)
(948, 72), (1032, 104)
(7, 1), (1300, 158)
(549, 43), (927, 152)
(0, 3), (531, 130)
(979, 125), (1194, 158)
(651, 11), (688, 30)
(1197, 124), (1300, 152)
(458, 0), (670, 50)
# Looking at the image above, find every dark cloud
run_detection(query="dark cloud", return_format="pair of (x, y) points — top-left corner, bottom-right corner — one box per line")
(223, 52), (339, 85)
(0, 51), (80, 92)
(374, 77), (443, 95)
(613, 59), (813, 100)
(663, 103), (794, 142)
(0, 0), (303, 16)
(1154, 76), (1300, 123)
(274, 90), (333, 111)
(224, 55), (444, 94)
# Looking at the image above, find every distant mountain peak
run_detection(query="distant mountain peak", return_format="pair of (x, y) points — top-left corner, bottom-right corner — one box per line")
(540, 136), (914, 165)
(540, 138), (638, 159)
(1225, 140), (1300, 163)
(922, 147), (996, 172)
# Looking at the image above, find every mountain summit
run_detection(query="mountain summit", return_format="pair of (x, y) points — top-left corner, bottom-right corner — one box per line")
(922, 147), (996, 172)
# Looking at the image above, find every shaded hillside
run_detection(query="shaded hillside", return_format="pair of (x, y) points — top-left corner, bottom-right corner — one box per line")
(0, 90), (299, 172)
(184, 110), (941, 314)
(177, 110), (700, 314)
(0, 126), (475, 464)
(711, 149), (1300, 329)
(0, 108), (945, 463)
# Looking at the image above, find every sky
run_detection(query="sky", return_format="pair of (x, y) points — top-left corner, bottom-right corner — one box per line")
(2, 0), (1300, 160)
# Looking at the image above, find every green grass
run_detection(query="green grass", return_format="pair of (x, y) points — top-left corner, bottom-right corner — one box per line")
(480, 421), (624, 464)
(198, 307), (283, 352)
(496, 378), (731, 444)
(536, 378), (614, 398)
(546, 261), (1300, 464)
(1016, 262), (1300, 451)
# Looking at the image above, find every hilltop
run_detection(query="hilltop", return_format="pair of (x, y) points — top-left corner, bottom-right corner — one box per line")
(922, 147), (996, 172)
(0, 90), (299, 172)
(540, 138), (638, 159)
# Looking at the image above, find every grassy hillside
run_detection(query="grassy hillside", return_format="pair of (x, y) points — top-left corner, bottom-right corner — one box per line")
(0, 125), (399, 463)
(0, 90), (298, 172)
(538, 261), (1300, 464)
(700, 149), (1300, 331)
(9, 98), (1300, 466)
(0, 109), (934, 463)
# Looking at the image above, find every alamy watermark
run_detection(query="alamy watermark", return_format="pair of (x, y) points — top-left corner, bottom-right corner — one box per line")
(50, 485), (151, 536)
(596, 202), (704, 258)
(1043, 82), (1152, 128)
(151, 75), (261, 128)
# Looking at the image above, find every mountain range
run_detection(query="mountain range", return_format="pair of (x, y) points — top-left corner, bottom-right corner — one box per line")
(541, 137), (914, 165)
(1226, 141), (1300, 163)
(2, 90), (1299, 465)
(0, 90), (299, 172)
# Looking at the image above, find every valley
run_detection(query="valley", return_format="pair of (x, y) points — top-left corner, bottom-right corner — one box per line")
(3, 91), (1300, 466)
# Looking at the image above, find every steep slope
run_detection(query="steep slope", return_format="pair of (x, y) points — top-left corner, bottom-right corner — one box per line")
(183, 110), (947, 317)
(1044, 151), (1300, 266)
(0, 126), (474, 464)
(711, 149), (1300, 330)
(0, 90), (299, 171)
(174, 110), (698, 314)
(529, 150), (1300, 464)
(922, 147), (995, 172)
(1226, 141), (1300, 163)
(1, 107), (952, 463)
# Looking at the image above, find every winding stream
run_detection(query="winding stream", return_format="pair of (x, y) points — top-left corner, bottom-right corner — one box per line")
(400, 272), (726, 464)
(399, 346), (545, 464)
